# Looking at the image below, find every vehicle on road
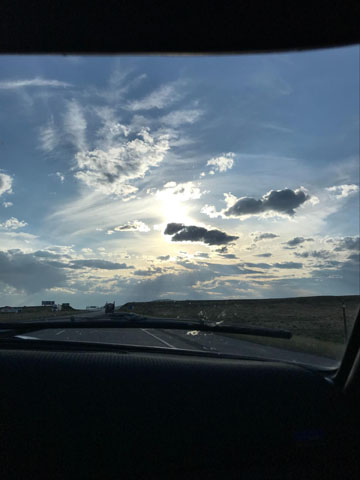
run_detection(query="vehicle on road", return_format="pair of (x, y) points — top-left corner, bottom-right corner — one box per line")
(105, 302), (115, 314)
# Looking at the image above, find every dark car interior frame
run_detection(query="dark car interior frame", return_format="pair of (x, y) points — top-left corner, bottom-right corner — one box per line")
(0, 1), (359, 479)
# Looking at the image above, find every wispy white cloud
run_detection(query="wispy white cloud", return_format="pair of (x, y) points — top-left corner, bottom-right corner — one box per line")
(56, 172), (65, 183)
(251, 68), (292, 96)
(259, 122), (293, 133)
(2, 201), (13, 208)
(113, 221), (150, 233)
(206, 152), (235, 173)
(94, 106), (130, 150)
(0, 173), (13, 197)
(127, 80), (185, 111)
(326, 184), (359, 199)
(156, 181), (204, 202)
(39, 117), (59, 153)
(64, 100), (87, 151)
(0, 217), (28, 230)
(160, 108), (203, 127)
(0, 77), (71, 89)
(74, 128), (169, 197)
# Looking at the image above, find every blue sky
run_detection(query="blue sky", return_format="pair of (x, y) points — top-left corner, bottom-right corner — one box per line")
(0, 47), (359, 308)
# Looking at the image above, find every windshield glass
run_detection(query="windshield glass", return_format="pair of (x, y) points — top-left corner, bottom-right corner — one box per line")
(0, 47), (359, 368)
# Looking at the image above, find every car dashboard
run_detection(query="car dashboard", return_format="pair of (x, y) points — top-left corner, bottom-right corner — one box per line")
(0, 344), (357, 479)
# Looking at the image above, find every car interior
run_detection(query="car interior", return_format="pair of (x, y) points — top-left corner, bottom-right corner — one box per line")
(0, 2), (359, 479)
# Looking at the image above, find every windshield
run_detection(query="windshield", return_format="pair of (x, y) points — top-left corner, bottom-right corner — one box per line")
(0, 48), (359, 368)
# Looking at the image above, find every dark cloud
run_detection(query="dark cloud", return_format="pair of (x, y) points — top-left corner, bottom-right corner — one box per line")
(176, 260), (201, 270)
(205, 263), (259, 275)
(70, 259), (134, 270)
(309, 256), (359, 293)
(241, 262), (272, 269)
(195, 252), (210, 258)
(32, 250), (69, 259)
(294, 252), (309, 258)
(165, 223), (238, 246)
(164, 223), (184, 235)
(273, 262), (303, 269)
(215, 246), (228, 254)
(47, 260), (73, 268)
(157, 255), (170, 261)
(334, 237), (360, 251)
(0, 250), (67, 293)
(220, 254), (237, 259)
(310, 250), (332, 259)
(134, 267), (163, 276)
(284, 237), (314, 247)
(253, 232), (279, 242)
(348, 253), (360, 262)
(255, 253), (272, 257)
(225, 188), (310, 217)
(294, 250), (331, 259)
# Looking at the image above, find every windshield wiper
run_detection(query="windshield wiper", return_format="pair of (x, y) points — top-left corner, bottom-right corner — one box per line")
(0, 315), (292, 339)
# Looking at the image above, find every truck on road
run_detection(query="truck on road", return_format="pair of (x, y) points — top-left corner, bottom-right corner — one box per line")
(105, 302), (115, 314)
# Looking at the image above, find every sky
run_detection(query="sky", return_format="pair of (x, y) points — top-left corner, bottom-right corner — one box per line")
(0, 47), (359, 308)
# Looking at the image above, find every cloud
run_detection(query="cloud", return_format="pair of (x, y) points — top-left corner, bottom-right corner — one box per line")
(69, 259), (134, 270)
(0, 173), (13, 197)
(32, 250), (67, 259)
(39, 117), (60, 153)
(2, 202), (13, 208)
(255, 253), (272, 257)
(206, 152), (235, 173)
(334, 236), (360, 252)
(164, 223), (238, 246)
(64, 100), (87, 152)
(252, 232), (279, 242)
(0, 217), (27, 230)
(224, 188), (310, 218)
(157, 255), (170, 261)
(294, 250), (331, 259)
(273, 262), (303, 269)
(239, 262), (272, 269)
(259, 122), (293, 134)
(156, 181), (204, 202)
(326, 184), (359, 199)
(0, 77), (71, 89)
(215, 246), (228, 254)
(0, 250), (67, 293)
(134, 267), (164, 276)
(113, 221), (150, 232)
(220, 253), (237, 259)
(74, 128), (169, 197)
(195, 252), (210, 258)
(164, 223), (185, 235)
(160, 109), (203, 127)
(127, 81), (184, 111)
(55, 172), (65, 183)
(284, 236), (314, 247)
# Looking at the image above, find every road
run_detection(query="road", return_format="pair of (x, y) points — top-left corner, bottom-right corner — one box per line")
(17, 311), (337, 368)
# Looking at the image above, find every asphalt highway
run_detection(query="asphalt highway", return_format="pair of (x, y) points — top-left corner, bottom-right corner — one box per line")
(16, 311), (338, 368)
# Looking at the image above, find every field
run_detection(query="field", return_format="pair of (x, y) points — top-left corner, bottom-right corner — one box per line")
(0, 306), (85, 323)
(120, 296), (360, 359)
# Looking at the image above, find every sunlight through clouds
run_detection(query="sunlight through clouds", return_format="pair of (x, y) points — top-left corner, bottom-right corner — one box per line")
(0, 48), (358, 306)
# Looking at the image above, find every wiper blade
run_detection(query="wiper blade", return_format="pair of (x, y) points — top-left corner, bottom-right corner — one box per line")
(0, 315), (292, 339)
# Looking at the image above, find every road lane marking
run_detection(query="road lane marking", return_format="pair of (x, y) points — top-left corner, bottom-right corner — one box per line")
(56, 330), (65, 335)
(141, 329), (176, 349)
(16, 335), (39, 340)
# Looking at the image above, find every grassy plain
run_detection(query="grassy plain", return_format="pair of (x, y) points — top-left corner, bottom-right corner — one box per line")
(120, 295), (360, 359)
